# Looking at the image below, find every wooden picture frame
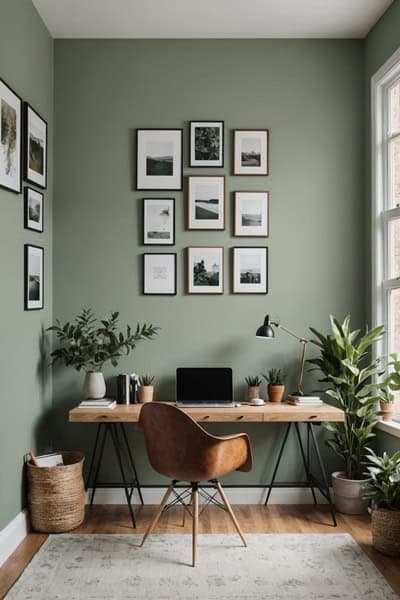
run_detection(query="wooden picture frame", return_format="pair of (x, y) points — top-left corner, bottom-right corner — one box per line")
(232, 246), (268, 294)
(234, 191), (269, 237)
(24, 103), (48, 189)
(136, 128), (183, 191)
(0, 78), (22, 193)
(24, 187), (44, 233)
(143, 197), (175, 245)
(187, 175), (225, 230)
(143, 253), (177, 295)
(187, 246), (224, 294)
(24, 244), (44, 310)
(189, 120), (224, 167)
(233, 129), (269, 176)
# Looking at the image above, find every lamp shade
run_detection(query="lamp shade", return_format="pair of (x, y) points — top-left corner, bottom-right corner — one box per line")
(256, 315), (275, 339)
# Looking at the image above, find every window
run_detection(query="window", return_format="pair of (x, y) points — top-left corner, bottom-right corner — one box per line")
(372, 48), (400, 425)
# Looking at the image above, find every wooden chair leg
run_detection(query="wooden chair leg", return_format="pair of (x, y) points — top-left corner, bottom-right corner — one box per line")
(140, 483), (174, 547)
(215, 480), (247, 547)
(192, 486), (199, 567)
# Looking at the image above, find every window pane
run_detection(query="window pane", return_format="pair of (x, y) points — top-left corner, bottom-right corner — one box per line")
(389, 79), (400, 135)
(389, 137), (400, 207)
(389, 219), (400, 278)
(389, 287), (400, 357)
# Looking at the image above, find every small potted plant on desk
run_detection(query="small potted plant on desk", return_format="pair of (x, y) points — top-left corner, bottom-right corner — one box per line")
(364, 449), (400, 557)
(262, 368), (286, 403)
(245, 375), (262, 402)
(138, 374), (155, 403)
(48, 308), (159, 399)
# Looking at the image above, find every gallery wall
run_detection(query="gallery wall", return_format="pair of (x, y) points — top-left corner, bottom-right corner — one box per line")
(0, 0), (53, 529)
(53, 39), (366, 485)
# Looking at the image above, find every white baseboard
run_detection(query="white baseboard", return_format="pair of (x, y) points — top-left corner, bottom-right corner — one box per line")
(0, 510), (30, 568)
(86, 486), (332, 506)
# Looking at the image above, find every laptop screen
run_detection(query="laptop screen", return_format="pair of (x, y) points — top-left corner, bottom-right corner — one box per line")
(176, 368), (233, 403)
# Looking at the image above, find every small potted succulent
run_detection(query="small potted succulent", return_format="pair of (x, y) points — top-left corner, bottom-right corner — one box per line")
(262, 368), (286, 403)
(378, 388), (396, 422)
(138, 374), (155, 403)
(245, 375), (262, 402)
(363, 449), (400, 557)
(378, 353), (400, 422)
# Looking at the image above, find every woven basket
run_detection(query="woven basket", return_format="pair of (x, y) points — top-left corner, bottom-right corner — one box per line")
(27, 451), (85, 533)
(371, 506), (400, 557)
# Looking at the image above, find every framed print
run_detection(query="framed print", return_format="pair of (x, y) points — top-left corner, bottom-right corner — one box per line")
(187, 246), (224, 294)
(189, 121), (224, 167)
(136, 128), (183, 190)
(233, 129), (269, 176)
(143, 197), (175, 245)
(24, 187), (44, 232)
(24, 103), (48, 189)
(0, 78), (22, 193)
(187, 175), (225, 230)
(234, 191), (269, 237)
(24, 244), (44, 310)
(143, 253), (176, 295)
(232, 247), (268, 294)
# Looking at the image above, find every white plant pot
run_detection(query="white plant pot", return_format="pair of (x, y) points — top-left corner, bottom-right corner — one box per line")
(83, 372), (106, 399)
(332, 471), (370, 515)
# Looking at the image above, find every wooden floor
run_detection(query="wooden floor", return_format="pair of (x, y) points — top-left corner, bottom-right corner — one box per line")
(1, 504), (399, 598)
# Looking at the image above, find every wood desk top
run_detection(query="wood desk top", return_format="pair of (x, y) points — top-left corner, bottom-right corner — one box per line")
(69, 402), (344, 424)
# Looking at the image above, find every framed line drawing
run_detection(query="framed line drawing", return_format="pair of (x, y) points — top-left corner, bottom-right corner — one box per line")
(136, 128), (183, 191)
(143, 253), (177, 295)
(0, 78), (22, 193)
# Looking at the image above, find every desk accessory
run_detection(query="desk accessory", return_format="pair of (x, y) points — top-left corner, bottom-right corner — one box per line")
(245, 375), (262, 402)
(78, 399), (116, 409)
(249, 397), (265, 406)
(117, 373), (138, 404)
(262, 368), (286, 403)
(138, 374), (155, 403)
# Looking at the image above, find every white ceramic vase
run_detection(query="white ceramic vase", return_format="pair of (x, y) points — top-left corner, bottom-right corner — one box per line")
(83, 372), (106, 399)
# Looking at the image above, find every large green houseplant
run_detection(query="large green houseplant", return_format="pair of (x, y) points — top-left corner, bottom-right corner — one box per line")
(308, 315), (384, 514)
(48, 308), (159, 398)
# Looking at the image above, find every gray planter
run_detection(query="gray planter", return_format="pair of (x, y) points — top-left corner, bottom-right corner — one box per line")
(332, 471), (370, 515)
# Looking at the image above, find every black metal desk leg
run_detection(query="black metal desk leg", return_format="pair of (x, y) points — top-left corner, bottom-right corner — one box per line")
(90, 423), (108, 505)
(294, 423), (317, 505)
(265, 423), (292, 506)
(308, 423), (337, 527)
(119, 423), (144, 505)
(110, 424), (136, 528)
(86, 423), (102, 491)
(307, 425), (318, 505)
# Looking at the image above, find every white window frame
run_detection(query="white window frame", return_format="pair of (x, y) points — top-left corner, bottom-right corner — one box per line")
(371, 46), (400, 439)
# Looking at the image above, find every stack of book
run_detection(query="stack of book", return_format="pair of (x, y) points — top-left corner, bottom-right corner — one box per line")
(78, 398), (116, 409)
(287, 395), (322, 406)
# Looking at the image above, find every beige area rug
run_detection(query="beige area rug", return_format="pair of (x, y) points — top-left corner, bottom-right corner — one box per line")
(6, 533), (397, 599)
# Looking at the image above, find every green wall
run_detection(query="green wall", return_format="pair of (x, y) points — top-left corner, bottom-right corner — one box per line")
(53, 39), (365, 485)
(0, 0), (53, 529)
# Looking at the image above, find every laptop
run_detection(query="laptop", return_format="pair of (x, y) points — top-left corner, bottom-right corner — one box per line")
(176, 367), (234, 407)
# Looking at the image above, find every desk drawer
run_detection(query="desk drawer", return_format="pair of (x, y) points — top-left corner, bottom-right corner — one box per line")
(189, 411), (263, 423)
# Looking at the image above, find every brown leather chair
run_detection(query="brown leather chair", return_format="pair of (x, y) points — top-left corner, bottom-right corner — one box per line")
(139, 402), (253, 567)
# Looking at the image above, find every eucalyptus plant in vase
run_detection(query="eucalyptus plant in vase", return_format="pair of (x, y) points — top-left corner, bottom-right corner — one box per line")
(48, 308), (159, 398)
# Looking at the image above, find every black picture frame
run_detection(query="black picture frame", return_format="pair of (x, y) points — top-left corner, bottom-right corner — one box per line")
(189, 120), (224, 168)
(24, 244), (44, 310)
(143, 253), (177, 295)
(24, 103), (48, 190)
(0, 78), (22, 194)
(136, 128), (183, 191)
(143, 197), (175, 246)
(232, 246), (268, 294)
(24, 187), (44, 233)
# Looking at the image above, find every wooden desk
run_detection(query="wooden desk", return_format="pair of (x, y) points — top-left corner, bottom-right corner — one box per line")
(69, 402), (343, 528)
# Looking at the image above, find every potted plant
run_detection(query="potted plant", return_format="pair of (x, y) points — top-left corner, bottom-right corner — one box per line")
(377, 353), (400, 422)
(138, 374), (155, 403)
(363, 449), (400, 557)
(378, 388), (396, 422)
(262, 368), (286, 403)
(308, 315), (384, 514)
(48, 308), (159, 399)
(245, 375), (262, 402)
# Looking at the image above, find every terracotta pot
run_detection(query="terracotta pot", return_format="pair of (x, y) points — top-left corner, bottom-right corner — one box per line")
(371, 506), (400, 557)
(138, 385), (154, 403)
(379, 402), (395, 422)
(332, 471), (370, 514)
(268, 384), (285, 403)
(248, 386), (260, 401)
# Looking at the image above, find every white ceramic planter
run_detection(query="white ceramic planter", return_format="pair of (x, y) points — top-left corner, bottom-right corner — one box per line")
(332, 471), (370, 515)
(83, 372), (106, 399)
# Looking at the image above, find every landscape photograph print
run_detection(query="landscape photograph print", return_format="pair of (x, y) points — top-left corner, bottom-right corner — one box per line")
(189, 121), (224, 167)
(0, 78), (22, 193)
(233, 246), (268, 294)
(25, 103), (47, 189)
(24, 244), (44, 310)
(136, 129), (183, 190)
(24, 187), (44, 232)
(188, 246), (224, 294)
(233, 129), (269, 176)
(143, 197), (175, 245)
(188, 175), (225, 230)
(234, 191), (269, 236)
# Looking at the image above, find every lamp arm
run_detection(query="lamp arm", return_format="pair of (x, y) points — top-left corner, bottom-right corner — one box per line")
(271, 322), (307, 344)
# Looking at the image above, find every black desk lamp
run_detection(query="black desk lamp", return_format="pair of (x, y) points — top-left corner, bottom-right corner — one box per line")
(256, 315), (308, 397)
